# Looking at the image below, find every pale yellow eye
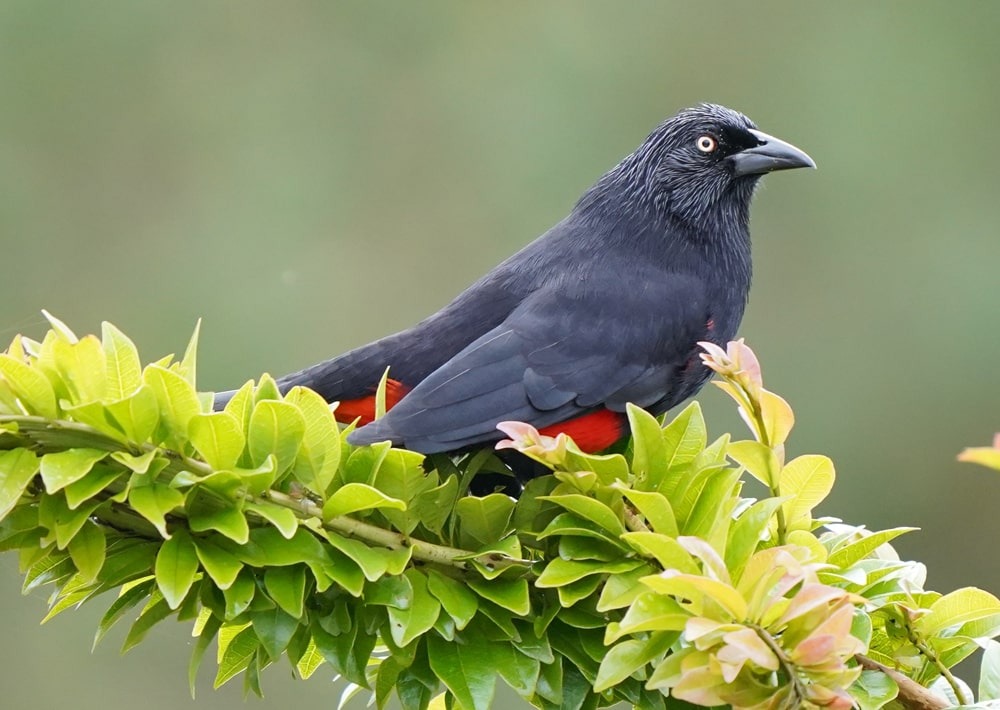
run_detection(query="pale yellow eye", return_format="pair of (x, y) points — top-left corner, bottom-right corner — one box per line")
(696, 135), (717, 153)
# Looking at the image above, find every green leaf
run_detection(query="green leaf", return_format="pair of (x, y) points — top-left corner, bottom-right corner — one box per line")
(253, 606), (298, 660)
(661, 402), (707, 470)
(468, 577), (530, 615)
(627, 403), (668, 485)
(230, 527), (326, 567)
(725, 497), (785, 580)
(52, 335), (107, 404)
(129, 482), (185, 538)
(374, 448), (436, 533)
(224, 571), (257, 618)
(264, 565), (307, 618)
(244, 500), (298, 539)
(0, 449), (40, 519)
(426, 569), (479, 631)
(39, 448), (107, 493)
(597, 564), (658, 612)
(495, 643), (541, 698)
(456, 494), (515, 547)
(155, 529), (199, 609)
(323, 482), (406, 519)
(780, 454), (835, 529)
(194, 538), (243, 590)
(727, 439), (779, 488)
(827, 527), (917, 568)
(387, 569), (441, 647)
(616, 486), (678, 536)
(189, 412), (246, 471)
(640, 573), (747, 620)
(322, 530), (411, 581)
(295, 637), (325, 680)
(178, 319), (201, 387)
(102, 322), (142, 400)
(428, 629), (497, 710)
(539, 494), (624, 536)
(68, 520), (106, 583)
(620, 532), (699, 574)
(109, 449), (159, 474)
(594, 632), (674, 692)
(39, 492), (102, 549)
(247, 400), (305, 471)
(42, 310), (79, 342)
(285, 386), (341, 494)
(916, 587), (1000, 638)
(609, 593), (690, 641)
(214, 626), (259, 688)
(105, 385), (160, 443)
(536, 558), (643, 588)
(122, 593), (173, 653)
(188, 613), (222, 697)
(410, 474), (459, 535)
(143, 365), (203, 447)
(850, 670), (899, 710)
(94, 579), (155, 649)
(188, 501), (249, 544)
(0, 353), (58, 417)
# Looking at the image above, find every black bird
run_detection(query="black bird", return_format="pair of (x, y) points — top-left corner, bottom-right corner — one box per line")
(216, 104), (814, 455)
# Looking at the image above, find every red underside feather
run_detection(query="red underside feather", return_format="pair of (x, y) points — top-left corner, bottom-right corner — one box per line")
(334, 379), (410, 426)
(539, 409), (625, 453)
(336, 380), (625, 453)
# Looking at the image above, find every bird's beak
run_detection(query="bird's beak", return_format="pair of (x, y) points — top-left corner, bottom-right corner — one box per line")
(730, 129), (816, 177)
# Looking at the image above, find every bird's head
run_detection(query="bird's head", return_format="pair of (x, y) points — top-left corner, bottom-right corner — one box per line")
(620, 104), (815, 230)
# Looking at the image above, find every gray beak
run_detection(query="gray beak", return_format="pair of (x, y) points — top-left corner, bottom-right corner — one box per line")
(730, 128), (816, 177)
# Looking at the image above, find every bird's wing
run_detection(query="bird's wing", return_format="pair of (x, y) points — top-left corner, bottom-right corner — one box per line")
(350, 270), (711, 452)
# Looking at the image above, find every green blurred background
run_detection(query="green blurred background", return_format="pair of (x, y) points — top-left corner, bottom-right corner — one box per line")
(3, 2), (1000, 708)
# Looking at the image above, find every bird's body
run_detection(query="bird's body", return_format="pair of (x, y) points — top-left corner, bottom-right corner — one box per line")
(217, 104), (814, 455)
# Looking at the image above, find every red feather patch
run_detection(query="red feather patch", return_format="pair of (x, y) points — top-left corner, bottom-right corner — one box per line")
(334, 379), (410, 426)
(538, 409), (625, 453)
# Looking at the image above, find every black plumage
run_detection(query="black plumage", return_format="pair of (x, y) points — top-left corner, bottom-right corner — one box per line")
(216, 104), (814, 455)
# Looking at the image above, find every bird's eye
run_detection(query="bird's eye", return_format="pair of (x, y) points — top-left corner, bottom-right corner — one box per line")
(696, 135), (717, 153)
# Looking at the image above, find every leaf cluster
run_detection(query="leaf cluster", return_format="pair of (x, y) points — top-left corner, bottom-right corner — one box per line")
(1, 319), (1000, 709)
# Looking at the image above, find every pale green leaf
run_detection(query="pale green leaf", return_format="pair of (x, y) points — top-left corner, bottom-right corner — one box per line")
(322, 482), (406, 519)
(102, 322), (142, 400)
(727, 439), (779, 488)
(68, 520), (106, 584)
(189, 412), (245, 471)
(214, 626), (258, 688)
(781, 454), (835, 528)
(0, 449), (40, 519)
(39, 448), (107, 493)
(155, 529), (199, 609)
(247, 400), (305, 471)
(917, 587), (1000, 638)
(129, 482), (185, 538)
(0, 354), (58, 418)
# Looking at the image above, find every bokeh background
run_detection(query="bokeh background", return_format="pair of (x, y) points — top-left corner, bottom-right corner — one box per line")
(2, 2), (1000, 708)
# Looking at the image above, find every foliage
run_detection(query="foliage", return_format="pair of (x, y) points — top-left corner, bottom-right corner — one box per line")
(1, 316), (1000, 709)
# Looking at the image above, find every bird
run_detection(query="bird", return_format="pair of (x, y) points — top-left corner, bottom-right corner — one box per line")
(215, 104), (814, 456)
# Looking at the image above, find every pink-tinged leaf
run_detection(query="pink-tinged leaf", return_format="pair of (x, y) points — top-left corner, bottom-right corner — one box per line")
(807, 683), (858, 710)
(677, 536), (731, 585)
(791, 633), (836, 667)
(779, 583), (848, 626)
(495, 421), (568, 466)
(671, 665), (727, 707)
(719, 626), (779, 671)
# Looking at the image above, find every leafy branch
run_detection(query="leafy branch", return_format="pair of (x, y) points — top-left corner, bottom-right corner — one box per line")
(2, 315), (1000, 709)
